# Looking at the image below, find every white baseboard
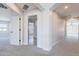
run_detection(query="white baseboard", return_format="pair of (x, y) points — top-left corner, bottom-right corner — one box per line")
(42, 41), (60, 51)
(42, 47), (52, 51)
(37, 45), (50, 51)
(23, 43), (28, 45)
(10, 43), (19, 46)
(52, 40), (62, 49)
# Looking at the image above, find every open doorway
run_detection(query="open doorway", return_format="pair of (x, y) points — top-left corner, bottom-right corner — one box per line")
(66, 18), (79, 42)
(28, 15), (37, 46)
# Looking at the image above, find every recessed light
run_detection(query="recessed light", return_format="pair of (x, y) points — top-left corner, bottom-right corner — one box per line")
(64, 6), (68, 9)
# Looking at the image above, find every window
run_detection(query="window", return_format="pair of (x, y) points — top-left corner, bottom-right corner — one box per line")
(0, 24), (8, 32)
(67, 18), (79, 40)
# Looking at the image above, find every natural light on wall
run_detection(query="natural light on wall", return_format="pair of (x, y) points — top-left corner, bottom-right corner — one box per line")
(0, 24), (8, 32)
(0, 16), (10, 21)
(66, 18), (79, 42)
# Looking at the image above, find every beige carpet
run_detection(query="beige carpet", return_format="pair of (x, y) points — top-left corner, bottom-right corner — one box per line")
(0, 39), (79, 56)
(0, 45), (48, 56)
(48, 39), (79, 56)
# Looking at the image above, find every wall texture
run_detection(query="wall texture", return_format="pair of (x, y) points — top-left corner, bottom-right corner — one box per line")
(51, 12), (65, 46)
(9, 16), (19, 45)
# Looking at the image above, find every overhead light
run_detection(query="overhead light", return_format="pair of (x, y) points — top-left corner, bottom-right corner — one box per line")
(64, 6), (68, 9)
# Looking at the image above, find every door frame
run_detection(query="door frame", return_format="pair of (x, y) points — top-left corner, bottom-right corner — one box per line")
(65, 19), (79, 40)
(28, 15), (37, 45)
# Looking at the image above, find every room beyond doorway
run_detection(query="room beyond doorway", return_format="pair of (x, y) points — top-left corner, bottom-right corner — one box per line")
(66, 18), (79, 42)
(28, 15), (37, 46)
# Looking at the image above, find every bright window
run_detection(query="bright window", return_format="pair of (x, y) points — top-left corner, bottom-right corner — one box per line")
(67, 18), (79, 40)
(0, 24), (8, 32)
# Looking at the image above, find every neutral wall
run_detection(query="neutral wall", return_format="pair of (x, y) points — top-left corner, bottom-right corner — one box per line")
(23, 9), (65, 51)
(0, 8), (19, 45)
(51, 12), (65, 46)
(23, 10), (42, 45)
(9, 16), (19, 45)
(0, 9), (11, 41)
(23, 10), (52, 51)
(0, 22), (9, 40)
(40, 10), (53, 50)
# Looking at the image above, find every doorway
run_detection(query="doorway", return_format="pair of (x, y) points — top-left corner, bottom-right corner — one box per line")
(28, 15), (37, 46)
(66, 18), (79, 42)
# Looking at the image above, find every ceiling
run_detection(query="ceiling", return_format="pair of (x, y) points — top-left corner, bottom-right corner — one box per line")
(0, 3), (42, 21)
(0, 3), (55, 16)
(0, 3), (42, 18)
(54, 3), (79, 19)
(0, 3), (18, 16)
(16, 3), (40, 12)
(0, 3), (19, 21)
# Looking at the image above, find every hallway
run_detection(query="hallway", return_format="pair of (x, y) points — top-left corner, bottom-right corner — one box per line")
(0, 3), (79, 56)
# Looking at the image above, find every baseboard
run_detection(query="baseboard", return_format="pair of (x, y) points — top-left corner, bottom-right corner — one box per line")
(52, 40), (61, 49)
(40, 40), (60, 51)
(42, 47), (52, 51)
(23, 42), (28, 45)
(10, 43), (19, 46)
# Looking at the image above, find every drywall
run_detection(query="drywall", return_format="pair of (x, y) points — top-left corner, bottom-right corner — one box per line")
(23, 10), (42, 45)
(24, 10), (52, 50)
(40, 10), (53, 51)
(51, 12), (65, 46)
(9, 16), (19, 45)
(0, 22), (9, 40)
(0, 8), (11, 42)
(0, 16), (10, 21)
(0, 8), (11, 21)
(23, 9), (66, 51)
(0, 7), (20, 45)
(23, 9), (54, 51)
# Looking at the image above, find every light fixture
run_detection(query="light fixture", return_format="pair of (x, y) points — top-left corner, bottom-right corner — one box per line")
(64, 6), (68, 9)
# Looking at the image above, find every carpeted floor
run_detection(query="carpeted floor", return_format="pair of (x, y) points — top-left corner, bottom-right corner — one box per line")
(0, 45), (49, 56)
(0, 38), (79, 56)
(48, 39), (79, 56)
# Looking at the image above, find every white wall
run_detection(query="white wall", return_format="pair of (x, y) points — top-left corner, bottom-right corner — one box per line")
(23, 10), (53, 51)
(24, 10), (52, 51)
(23, 9), (65, 51)
(40, 10), (53, 51)
(23, 10), (42, 45)
(0, 16), (10, 21)
(51, 12), (65, 46)
(0, 8), (11, 40)
(0, 8), (20, 45)
(0, 22), (9, 40)
(9, 16), (19, 45)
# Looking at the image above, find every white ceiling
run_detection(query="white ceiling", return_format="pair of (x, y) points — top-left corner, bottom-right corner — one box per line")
(0, 4), (18, 16)
(54, 3), (79, 18)
(40, 3), (55, 10)
(0, 3), (44, 21)
(0, 3), (41, 22)
(16, 3), (40, 12)
(4, 3), (56, 15)
(0, 4), (19, 21)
